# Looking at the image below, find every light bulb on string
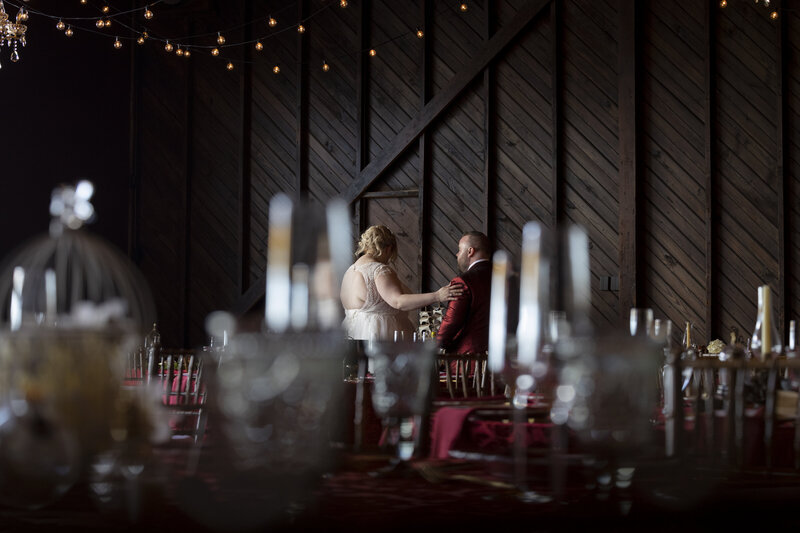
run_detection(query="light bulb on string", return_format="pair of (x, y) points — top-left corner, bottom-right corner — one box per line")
(369, 48), (376, 57)
(340, 0), (348, 7)
(268, 15), (277, 27)
(56, 19), (65, 30)
(226, 61), (234, 71)
(460, 3), (468, 12)
(144, 6), (153, 19)
(719, 0), (727, 6)
(771, 10), (778, 19)
(255, 41), (263, 51)
(273, 65), (280, 74)
(211, 47), (220, 56)
(137, 35), (145, 45)
(96, 19), (105, 28)
(104, 19), (112, 27)
(80, 0), (88, 4)
(322, 60), (330, 72)
(65, 26), (74, 37)
(114, 37), (122, 49)
(297, 24), (305, 33)
(184, 49), (191, 58)
(102, 5), (110, 13)
(176, 47), (184, 56)
(217, 32), (225, 45)
(416, 28), (424, 38)
(165, 41), (173, 52)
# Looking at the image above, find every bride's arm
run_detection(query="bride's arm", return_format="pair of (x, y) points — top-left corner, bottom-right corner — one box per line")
(375, 268), (461, 311)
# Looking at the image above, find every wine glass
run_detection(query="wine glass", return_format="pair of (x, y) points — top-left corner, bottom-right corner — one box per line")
(365, 339), (436, 475)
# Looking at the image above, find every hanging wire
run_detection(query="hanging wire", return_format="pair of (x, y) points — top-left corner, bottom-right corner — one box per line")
(2, 0), (473, 70)
(4, 0), (164, 21)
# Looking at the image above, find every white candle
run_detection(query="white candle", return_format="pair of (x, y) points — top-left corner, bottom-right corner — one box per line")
(266, 193), (293, 333)
(517, 222), (542, 368)
(488, 250), (508, 373)
(567, 225), (591, 337)
(322, 198), (351, 330)
(45, 268), (56, 323)
(10, 266), (24, 331)
(290, 263), (310, 331)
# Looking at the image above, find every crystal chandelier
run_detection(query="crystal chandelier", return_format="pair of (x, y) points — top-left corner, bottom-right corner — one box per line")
(0, 1), (28, 69)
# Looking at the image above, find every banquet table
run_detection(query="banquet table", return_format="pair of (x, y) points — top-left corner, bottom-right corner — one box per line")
(6, 366), (800, 532)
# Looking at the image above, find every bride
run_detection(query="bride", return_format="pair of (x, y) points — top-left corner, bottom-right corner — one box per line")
(340, 225), (462, 341)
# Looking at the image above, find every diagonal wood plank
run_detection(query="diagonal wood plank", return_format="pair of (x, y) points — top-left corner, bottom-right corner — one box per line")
(341, 0), (551, 204)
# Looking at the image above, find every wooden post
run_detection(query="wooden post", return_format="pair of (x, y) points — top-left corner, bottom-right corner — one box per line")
(617, 0), (641, 323)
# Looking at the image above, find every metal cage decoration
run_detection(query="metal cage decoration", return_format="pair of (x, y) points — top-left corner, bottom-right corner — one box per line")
(0, 179), (156, 331)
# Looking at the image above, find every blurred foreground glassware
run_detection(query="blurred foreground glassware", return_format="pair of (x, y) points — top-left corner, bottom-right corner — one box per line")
(0, 180), (155, 510)
(509, 222), (552, 503)
(751, 284), (781, 361)
(366, 339), (436, 475)
(171, 193), (353, 531)
(630, 308), (653, 337)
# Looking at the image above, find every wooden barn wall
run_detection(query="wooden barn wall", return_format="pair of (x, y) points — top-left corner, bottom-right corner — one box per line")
(132, 0), (800, 349)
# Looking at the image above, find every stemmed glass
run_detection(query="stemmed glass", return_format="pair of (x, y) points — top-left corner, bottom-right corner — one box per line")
(365, 339), (436, 475)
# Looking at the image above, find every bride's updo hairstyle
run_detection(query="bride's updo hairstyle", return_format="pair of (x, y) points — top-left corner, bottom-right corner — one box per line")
(355, 225), (397, 263)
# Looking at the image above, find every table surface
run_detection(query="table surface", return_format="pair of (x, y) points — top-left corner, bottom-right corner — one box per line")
(4, 439), (800, 533)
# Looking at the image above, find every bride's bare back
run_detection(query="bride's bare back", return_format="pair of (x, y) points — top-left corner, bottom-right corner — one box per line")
(340, 257), (371, 309)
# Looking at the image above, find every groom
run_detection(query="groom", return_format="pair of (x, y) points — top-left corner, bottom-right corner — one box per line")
(436, 231), (492, 354)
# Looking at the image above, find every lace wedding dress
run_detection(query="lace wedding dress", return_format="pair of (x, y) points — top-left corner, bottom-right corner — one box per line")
(342, 261), (415, 341)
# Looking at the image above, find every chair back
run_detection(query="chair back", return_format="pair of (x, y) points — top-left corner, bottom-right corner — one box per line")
(437, 351), (499, 399)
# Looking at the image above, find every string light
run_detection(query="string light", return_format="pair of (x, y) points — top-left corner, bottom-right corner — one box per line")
(460, 3), (468, 12)
(184, 49), (191, 58)
(741, 0), (780, 20)
(3, 0), (437, 72)
(273, 65), (280, 74)
(719, 0), (727, 6)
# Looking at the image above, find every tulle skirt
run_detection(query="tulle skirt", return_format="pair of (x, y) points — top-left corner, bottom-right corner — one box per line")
(342, 309), (415, 341)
